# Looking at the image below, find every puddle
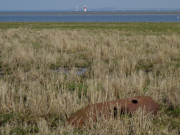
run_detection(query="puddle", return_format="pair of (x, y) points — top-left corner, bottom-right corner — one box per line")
(53, 67), (88, 76)
(53, 68), (69, 74)
(77, 68), (88, 75)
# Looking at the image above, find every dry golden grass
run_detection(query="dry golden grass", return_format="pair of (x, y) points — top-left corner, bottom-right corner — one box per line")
(0, 26), (179, 134)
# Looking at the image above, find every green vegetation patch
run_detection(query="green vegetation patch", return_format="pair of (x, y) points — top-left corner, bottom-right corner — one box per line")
(67, 82), (88, 98)
(0, 22), (180, 33)
(0, 112), (14, 126)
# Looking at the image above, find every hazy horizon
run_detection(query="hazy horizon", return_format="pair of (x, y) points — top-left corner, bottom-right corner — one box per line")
(1, 0), (180, 11)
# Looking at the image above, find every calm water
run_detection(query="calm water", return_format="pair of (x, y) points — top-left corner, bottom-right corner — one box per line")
(0, 14), (180, 22)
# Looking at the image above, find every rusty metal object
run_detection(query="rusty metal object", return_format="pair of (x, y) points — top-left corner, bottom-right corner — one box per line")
(67, 96), (158, 128)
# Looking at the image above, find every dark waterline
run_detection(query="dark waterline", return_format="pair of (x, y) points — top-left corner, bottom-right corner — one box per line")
(0, 14), (180, 22)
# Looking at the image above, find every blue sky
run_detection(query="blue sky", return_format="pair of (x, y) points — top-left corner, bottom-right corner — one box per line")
(0, 0), (180, 11)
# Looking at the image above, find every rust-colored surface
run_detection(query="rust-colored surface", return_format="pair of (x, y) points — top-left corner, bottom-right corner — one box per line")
(67, 96), (158, 128)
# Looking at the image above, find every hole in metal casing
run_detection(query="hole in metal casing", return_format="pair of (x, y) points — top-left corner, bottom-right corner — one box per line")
(132, 99), (138, 104)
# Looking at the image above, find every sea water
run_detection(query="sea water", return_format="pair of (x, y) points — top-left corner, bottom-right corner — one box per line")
(0, 13), (180, 22)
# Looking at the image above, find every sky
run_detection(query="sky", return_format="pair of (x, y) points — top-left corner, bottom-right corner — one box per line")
(0, 0), (180, 11)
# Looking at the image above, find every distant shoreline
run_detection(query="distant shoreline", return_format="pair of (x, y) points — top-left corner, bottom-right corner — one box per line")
(0, 12), (180, 15)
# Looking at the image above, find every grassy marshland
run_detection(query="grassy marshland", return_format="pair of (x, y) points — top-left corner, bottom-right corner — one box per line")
(0, 22), (180, 134)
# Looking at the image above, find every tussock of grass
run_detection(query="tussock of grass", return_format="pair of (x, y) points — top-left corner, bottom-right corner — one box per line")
(0, 23), (180, 134)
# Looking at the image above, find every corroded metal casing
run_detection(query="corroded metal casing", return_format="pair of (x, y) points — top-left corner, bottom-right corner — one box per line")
(67, 96), (158, 128)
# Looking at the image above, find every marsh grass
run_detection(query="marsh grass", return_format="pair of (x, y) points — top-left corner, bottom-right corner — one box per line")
(0, 23), (180, 134)
(0, 22), (180, 34)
